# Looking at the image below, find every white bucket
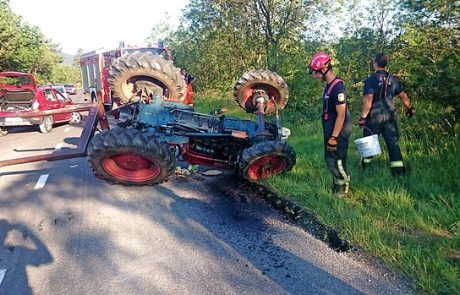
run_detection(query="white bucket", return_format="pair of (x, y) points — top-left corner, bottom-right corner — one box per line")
(354, 134), (381, 157)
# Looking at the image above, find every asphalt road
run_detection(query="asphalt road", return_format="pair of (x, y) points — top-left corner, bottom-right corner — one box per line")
(0, 92), (409, 295)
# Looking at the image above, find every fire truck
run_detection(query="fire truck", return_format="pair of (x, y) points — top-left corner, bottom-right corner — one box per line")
(80, 45), (174, 109)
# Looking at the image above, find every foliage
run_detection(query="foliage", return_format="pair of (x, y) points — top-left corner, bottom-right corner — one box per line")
(395, 28), (458, 98)
(166, 0), (323, 95)
(1, 0), (458, 292)
(170, 1), (459, 293)
(49, 64), (81, 85)
(0, 0), (23, 71)
(194, 96), (460, 295)
(72, 48), (84, 68)
(0, 0), (80, 85)
(278, 99), (460, 294)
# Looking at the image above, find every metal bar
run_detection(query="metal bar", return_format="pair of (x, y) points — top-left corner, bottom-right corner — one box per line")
(0, 106), (99, 168)
(182, 133), (233, 137)
(12, 104), (95, 118)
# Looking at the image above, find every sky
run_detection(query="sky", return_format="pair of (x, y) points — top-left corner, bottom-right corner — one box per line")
(9, 0), (189, 54)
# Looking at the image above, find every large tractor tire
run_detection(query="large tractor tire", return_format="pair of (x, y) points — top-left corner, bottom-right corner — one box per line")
(87, 127), (175, 186)
(109, 53), (186, 104)
(233, 70), (289, 115)
(240, 141), (296, 182)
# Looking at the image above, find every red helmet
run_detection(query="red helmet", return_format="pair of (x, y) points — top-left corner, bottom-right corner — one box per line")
(307, 52), (332, 73)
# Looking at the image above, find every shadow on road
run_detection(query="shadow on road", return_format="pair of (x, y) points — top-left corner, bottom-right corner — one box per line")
(0, 160), (395, 294)
(0, 219), (53, 295)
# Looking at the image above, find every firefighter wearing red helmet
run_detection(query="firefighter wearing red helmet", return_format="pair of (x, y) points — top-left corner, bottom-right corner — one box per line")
(308, 52), (352, 195)
(359, 52), (414, 176)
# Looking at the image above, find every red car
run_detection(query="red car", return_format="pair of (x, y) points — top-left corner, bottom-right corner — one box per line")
(0, 72), (81, 136)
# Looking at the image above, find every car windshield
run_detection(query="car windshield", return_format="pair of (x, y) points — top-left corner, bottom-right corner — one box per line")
(64, 84), (74, 87)
(52, 86), (65, 93)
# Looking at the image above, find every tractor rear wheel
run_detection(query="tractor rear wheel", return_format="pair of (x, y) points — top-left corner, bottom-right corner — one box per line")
(233, 70), (289, 115)
(240, 141), (296, 182)
(110, 53), (186, 104)
(87, 127), (175, 186)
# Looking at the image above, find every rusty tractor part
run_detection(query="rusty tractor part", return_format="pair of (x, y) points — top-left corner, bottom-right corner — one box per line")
(1, 59), (296, 185)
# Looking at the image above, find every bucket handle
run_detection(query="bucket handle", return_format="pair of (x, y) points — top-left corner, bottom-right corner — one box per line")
(362, 126), (376, 135)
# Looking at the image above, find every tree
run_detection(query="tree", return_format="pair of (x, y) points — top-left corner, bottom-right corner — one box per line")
(145, 13), (176, 46)
(170, 0), (267, 92)
(0, 0), (22, 71)
(50, 64), (81, 84)
(0, 0), (61, 83)
(365, 0), (399, 51)
(391, 0), (460, 113)
(252, 0), (314, 72)
(73, 48), (84, 68)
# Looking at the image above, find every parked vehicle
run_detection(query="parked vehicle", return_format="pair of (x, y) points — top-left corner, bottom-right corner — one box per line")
(0, 75), (82, 136)
(50, 84), (69, 99)
(64, 84), (77, 95)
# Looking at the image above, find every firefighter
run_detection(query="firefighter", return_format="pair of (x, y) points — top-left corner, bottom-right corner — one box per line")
(308, 52), (352, 195)
(359, 52), (414, 176)
(181, 69), (194, 106)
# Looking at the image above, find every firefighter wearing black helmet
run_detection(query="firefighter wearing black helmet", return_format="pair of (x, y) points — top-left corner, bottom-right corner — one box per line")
(358, 52), (415, 176)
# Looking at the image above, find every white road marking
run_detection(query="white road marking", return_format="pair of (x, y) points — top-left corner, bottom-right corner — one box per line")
(55, 143), (63, 150)
(0, 269), (6, 286)
(70, 165), (79, 168)
(34, 174), (49, 190)
(64, 127), (71, 132)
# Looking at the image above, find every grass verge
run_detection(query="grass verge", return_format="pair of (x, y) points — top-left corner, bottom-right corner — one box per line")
(194, 94), (460, 295)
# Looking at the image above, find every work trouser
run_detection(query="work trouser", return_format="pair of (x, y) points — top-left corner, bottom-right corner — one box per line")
(322, 113), (352, 190)
(363, 101), (404, 173)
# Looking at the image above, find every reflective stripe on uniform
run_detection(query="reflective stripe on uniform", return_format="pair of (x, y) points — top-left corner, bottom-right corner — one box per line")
(362, 158), (372, 164)
(390, 161), (404, 168)
(337, 160), (350, 184)
(333, 177), (344, 185)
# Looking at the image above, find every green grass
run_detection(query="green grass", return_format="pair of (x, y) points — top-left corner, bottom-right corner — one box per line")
(194, 94), (460, 295)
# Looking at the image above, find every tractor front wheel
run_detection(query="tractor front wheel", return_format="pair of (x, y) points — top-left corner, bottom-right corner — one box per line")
(233, 70), (289, 115)
(240, 141), (296, 182)
(87, 127), (175, 185)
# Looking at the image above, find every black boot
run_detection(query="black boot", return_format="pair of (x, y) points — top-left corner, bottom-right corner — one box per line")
(391, 166), (406, 177)
(360, 157), (372, 170)
(332, 183), (345, 195)
(332, 180), (350, 196)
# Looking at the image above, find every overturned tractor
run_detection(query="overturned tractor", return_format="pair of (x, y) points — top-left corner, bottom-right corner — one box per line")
(0, 52), (296, 185)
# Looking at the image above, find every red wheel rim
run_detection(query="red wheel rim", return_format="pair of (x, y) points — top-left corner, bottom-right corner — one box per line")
(246, 155), (287, 181)
(242, 85), (281, 114)
(102, 152), (160, 182)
